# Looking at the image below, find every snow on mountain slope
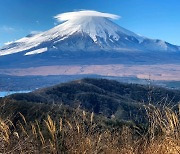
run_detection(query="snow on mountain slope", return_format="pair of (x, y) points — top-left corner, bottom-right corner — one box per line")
(0, 10), (179, 57)
(24, 47), (47, 56)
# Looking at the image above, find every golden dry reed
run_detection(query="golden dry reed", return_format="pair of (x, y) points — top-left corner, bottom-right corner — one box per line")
(1, 106), (180, 153)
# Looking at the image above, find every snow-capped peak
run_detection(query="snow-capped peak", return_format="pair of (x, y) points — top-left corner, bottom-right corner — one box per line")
(55, 16), (120, 42)
(0, 10), (179, 56)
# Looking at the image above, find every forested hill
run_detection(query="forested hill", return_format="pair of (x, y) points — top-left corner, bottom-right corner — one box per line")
(1, 78), (180, 124)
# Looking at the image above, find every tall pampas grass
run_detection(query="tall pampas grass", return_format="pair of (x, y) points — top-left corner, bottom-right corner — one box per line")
(1, 104), (180, 153)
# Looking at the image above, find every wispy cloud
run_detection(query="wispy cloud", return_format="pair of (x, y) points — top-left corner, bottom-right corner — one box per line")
(30, 30), (42, 35)
(54, 10), (120, 22)
(0, 26), (15, 33)
(54, 22), (58, 26)
(36, 20), (40, 24)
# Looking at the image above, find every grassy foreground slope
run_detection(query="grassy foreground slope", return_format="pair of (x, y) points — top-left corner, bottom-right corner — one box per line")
(1, 78), (180, 153)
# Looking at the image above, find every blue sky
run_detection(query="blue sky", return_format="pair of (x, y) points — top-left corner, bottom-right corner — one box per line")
(0, 0), (180, 47)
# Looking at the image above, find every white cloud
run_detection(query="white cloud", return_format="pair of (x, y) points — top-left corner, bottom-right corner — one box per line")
(0, 26), (15, 33)
(54, 22), (58, 26)
(54, 10), (120, 22)
(30, 30), (42, 35)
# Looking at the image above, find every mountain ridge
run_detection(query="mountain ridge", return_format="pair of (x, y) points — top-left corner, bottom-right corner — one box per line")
(5, 78), (180, 122)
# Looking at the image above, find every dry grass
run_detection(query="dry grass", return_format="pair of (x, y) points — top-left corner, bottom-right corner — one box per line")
(1, 105), (180, 153)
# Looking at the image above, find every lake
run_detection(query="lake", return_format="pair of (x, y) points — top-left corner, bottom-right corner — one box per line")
(0, 91), (31, 97)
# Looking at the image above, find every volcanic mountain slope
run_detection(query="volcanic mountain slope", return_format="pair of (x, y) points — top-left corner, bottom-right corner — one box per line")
(0, 10), (180, 58)
(4, 78), (180, 123)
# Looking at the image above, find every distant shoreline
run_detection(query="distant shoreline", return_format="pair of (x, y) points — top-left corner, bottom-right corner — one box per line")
(0, 90), (31, 97)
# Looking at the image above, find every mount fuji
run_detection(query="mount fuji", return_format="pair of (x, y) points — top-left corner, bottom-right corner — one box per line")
(0, 10), (180, 57)
(0, 10), (180, 81)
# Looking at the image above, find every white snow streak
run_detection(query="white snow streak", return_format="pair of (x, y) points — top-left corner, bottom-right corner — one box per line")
(25, 47), (47, 56)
